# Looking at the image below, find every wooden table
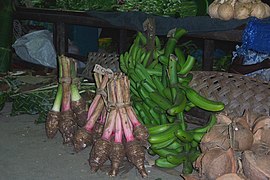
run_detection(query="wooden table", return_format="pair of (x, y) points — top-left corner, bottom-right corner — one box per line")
(13, 7), (244, 70)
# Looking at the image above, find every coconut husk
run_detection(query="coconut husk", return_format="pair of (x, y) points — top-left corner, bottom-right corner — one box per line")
(243, 110), (262, 129)
(252, 116), (270, 145)
(58, 109), (77, 144)
(133, 125), (149, 141)
(108, 142), (125, 176)
(182, 171), (205, 180)
(73, 128), (93, 152)
(242, 150), (270, 179)
(45, 110), (60, 139)
(251, 143), (270, 156)
(125, 140), (148, 178)
(71, 98), (87, 127)
(216, 113), (232, 125)
(216, 173), (246, 180)
(89, 139), (112, 172)
(200, 124), (230, 152)
(195, 148), (237, 180)
(231, 122), (253, 151)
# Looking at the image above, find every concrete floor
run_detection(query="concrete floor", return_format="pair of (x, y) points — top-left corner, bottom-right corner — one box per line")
(0, 103), (183, 180)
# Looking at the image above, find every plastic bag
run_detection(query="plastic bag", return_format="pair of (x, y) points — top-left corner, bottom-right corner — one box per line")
(12, 30), (57, 68)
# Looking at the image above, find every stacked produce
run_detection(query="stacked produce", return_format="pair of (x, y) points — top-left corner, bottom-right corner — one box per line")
(88, 73), (149, 177)
(208, 0), (270, 20)
(119, 29), (225, 175)
(183, 112), (270, 179)
(45, 55), (87, 144)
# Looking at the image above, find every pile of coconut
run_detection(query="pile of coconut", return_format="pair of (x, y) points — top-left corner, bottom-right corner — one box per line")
(184, 111), (270, 180)
(208, 0), (270, 20)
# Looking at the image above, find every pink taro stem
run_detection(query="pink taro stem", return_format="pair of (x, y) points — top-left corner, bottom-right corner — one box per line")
(114, 111), (123, 143)
(101, 109), (117, 141)
(84, 74), (109, 132)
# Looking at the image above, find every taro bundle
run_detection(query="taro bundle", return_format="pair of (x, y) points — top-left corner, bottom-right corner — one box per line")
(82, 72), (149, 177)
(45, 55), (88, 144)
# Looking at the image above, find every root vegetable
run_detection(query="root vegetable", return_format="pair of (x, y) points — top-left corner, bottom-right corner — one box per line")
(70, 59), (87, 127)
(263, 3), (270, 17)
(73, 128), (93, 152)
(59, 109), (77, 144)
(45, 57), (63, 139)
(251, 1), (266, 19)
(125, 140), (148, 178)
(217, 0), (235, 20)
(108, 143), (125, 176)
(208, 0), (223, 18)
(45, 110), (61, 139)
(89, 139), (112, 172)
(234, 2), (252, 19)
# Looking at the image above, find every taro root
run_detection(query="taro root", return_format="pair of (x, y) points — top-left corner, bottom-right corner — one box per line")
(252, 116), (270, 145)
(89, 138), (112, 172)
(231, 122), (253, 151)
(58, 56), (77, 144)
(45, 110), (60, 139)
(200, 124), (230, 152)
(125, 140), (148, 178)
(58, 109), (77, 144)
(45, 57), (63, 139)
(73, 128), (93, 152)
(108, 143), (125, 176)
(242, 150), (270, 180)
(71, 98), (87, 127)
(195, 148), (237, 180)
(70, 59), (88, 127)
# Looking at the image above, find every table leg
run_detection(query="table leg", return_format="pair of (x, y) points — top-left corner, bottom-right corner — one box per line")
(203, 39), (215, 71)
(119, 29), (128, 54)
(54, 22), (66, 55)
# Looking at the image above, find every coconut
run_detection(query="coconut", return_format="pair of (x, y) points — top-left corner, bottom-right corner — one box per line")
(195, 148), (237, 180)
(252, 116), (270, 145)
(216, 113), (232, 125)
(242, 150), (270, 179)
(231, 122), (253, 151)
(216, 173), (246, 180)
(200, 124), (230, 152)
(251, 142), (270, 156)
(243, 110), (261, 129)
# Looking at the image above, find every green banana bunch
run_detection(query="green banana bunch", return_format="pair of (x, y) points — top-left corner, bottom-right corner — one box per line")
(118, 29), (225, 175)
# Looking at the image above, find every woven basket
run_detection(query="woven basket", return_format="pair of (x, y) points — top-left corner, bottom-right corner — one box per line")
(81, 52), (270, 118)
(189, 71), (270, 118)
(81, 52), (120, 81)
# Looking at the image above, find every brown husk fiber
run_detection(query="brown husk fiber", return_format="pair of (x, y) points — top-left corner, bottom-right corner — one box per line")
(125, 140), (148, 178)
(216, 173), (246, 180)
(73, 128), (93, 152)
(195, 148), (237, 180)
(200, 124), (230, 152)
(89, 139), (112, 172)
(71, 98), (88, 127)
(58, 109), (77, 144)
(108, 143), (125, 176)
(231, 122), (253, 151)
(242, 150), (270, 180)
(45, 110), (60, 139)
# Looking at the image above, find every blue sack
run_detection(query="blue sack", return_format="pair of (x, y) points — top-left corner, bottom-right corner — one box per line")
(242, 17), (270, 54)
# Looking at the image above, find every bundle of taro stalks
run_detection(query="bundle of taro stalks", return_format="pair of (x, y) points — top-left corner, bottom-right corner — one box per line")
(45, 55), (88, 144)
(46, 56), (149, 177)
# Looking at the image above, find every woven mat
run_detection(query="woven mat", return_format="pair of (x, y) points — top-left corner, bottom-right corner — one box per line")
(190, 71), (270, 118)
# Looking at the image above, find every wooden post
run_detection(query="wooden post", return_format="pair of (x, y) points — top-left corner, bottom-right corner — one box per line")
(203, 39), (215, 71)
